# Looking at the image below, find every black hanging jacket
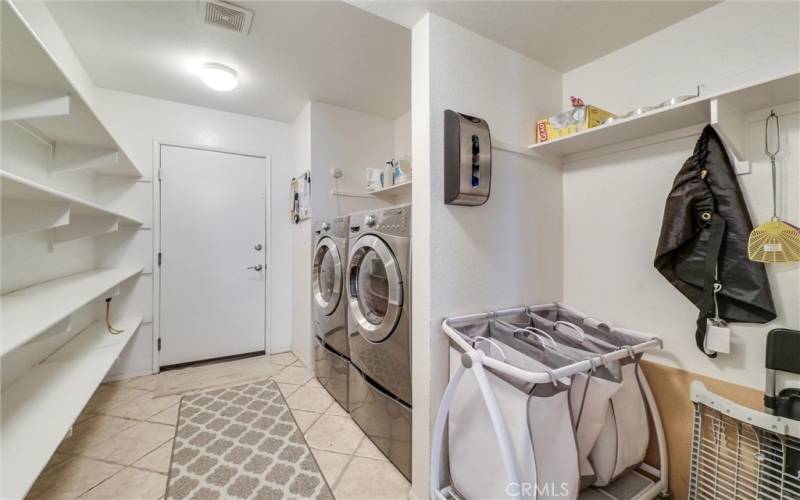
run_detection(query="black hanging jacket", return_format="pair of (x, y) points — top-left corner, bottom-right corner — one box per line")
(654, 125), (777, 357)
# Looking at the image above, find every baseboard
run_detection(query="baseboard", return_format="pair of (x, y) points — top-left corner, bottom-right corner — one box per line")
(291, 349), (311, 369)
(103, 367), (155, 383)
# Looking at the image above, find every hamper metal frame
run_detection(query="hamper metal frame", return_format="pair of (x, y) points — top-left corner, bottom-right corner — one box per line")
(431, 303), (669, 500)
(689, 381), (800, 499)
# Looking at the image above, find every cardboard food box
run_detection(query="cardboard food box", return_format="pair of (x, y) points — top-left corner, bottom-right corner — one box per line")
(536, 104), (614, 143)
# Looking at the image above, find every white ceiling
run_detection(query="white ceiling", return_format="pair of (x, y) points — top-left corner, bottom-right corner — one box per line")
(44, 1), (412, 123)
(347, 1), (716, 73)
(44, 1), (715, 123)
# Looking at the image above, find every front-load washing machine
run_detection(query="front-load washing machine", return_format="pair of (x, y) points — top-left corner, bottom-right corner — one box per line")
(346, 204), (411, 479)
(312, 216), (350, 410)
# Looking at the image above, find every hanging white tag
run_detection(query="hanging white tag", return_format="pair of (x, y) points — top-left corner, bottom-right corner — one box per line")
(705, 319), (731, 354)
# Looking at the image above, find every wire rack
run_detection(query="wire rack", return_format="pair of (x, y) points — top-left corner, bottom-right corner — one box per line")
(689, 381), (800, 499)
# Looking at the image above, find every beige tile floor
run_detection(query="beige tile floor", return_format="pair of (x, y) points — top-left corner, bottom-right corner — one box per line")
(27, 353), (410, 500)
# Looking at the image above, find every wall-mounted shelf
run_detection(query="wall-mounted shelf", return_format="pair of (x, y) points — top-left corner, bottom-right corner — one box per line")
(528, 72), (800, 163)
(331, 181), (412, 200)
(1, 170), (142, 239)
(1, 6), (141, 178)
(331, 188), (372, 198)
(369, 181), (411, 199)
(0, 267), (143, 356)
(1, 316), (142, 500)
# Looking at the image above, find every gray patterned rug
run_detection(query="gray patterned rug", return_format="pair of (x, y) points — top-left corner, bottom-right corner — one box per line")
(165, 379), (333, 500)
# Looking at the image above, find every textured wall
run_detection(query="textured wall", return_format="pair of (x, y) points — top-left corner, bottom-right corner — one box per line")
(561, 1), (800, 390)
(411, 14), (564, 497)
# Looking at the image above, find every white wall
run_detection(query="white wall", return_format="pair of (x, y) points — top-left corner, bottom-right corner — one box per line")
(291, 103), (313, 368)
(563, 2), (800, 114)
(411, 14), (564, 497)
(561, 1), (800, 390)
(92, 89), (295, 376)
(310, 102), (397, 218)
(394, 110), (412, 159)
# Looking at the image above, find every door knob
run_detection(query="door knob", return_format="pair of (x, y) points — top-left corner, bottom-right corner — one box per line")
(254, 244), (263, 251)
(247, 264), (264, 271)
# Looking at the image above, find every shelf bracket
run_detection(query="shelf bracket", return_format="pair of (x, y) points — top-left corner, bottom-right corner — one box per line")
(50, 214), (120, 247)
(1, 199), (70, 238)
(710, 98), (751, 175)
(0, 81), (71, 122)
(52, 143), (120, 174)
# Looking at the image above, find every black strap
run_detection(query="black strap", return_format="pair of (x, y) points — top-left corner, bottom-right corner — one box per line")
(695, 215), (726, 358)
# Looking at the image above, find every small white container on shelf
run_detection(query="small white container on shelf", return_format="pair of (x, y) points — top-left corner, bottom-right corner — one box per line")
(382, 161), (395, 187)
(366, 167), (383, 192)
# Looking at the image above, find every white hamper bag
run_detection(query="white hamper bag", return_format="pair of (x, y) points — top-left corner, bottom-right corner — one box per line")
(505, 320), (623, 489)
(525, 304), (653, 487)
(448, 319), (580, 500)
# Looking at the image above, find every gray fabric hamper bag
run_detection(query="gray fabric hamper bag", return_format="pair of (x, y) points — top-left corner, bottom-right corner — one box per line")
(448, 318), (581, 499)
(521, 304), (654, 487)
(501, 318), (623, 489)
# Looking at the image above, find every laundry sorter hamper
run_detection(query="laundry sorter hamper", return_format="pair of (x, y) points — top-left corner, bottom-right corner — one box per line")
(688, 381), (800, 499)
(431, 303), (669, 500)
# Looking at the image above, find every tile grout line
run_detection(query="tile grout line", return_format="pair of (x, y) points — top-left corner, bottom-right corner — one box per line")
(331, 435), (366, 492)
(68, 433), (175, 469)
(44, 354), (315, 499)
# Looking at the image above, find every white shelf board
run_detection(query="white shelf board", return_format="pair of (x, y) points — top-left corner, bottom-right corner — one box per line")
(1, 316), (142, 500)
(0, 267), (143, 356)
(528, 72), (800, 159)
(0, 6), (141, 178)
(0, 170), (143, 226)
(369, 181), (411, 199)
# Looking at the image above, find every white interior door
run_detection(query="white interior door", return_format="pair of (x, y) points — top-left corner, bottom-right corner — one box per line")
(160, 145), (267, 366)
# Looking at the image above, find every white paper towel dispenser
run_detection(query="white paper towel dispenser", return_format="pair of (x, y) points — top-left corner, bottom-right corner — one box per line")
(444, 110), (491, 206)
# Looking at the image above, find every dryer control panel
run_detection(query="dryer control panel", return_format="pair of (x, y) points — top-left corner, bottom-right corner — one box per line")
(350, 205), (410, 237)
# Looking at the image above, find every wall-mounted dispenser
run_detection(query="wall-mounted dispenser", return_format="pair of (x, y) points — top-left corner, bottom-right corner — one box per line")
(444, 110), (491, 206)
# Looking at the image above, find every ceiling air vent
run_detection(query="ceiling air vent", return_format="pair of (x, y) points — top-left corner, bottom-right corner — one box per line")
(203, 1), (253, 35)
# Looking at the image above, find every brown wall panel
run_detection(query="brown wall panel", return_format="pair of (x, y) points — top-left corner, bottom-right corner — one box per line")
(640, 360), (763, 499)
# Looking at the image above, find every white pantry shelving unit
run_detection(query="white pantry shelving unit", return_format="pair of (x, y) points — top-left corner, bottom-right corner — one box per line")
(0, 267), (142, 356)
(528, 72), (800, 165)
(0, 6), (148, 497)
(0, 2), (141, 178)
(0, 316), (143, 500)
(1, 170), (143, 239)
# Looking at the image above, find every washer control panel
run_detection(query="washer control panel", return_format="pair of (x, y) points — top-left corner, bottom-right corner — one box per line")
(315, 216), (349, 238)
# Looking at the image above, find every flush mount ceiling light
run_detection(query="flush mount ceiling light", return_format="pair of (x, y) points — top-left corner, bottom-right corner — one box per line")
(200, 63), (238, 91)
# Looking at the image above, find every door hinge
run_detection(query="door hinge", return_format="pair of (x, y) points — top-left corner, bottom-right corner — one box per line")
(158, 167), (162, 182)
(157, 252), (162, 266)
(157, 338), (162, 351)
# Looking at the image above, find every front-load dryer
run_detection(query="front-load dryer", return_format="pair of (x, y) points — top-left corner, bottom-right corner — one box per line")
(346, 204), (411, 479)
(312, 216), (350, 410)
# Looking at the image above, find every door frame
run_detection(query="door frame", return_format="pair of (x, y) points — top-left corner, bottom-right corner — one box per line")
(151, 140), (272, 373)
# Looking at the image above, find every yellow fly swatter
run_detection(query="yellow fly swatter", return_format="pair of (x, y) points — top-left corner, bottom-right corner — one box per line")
(748, 110), (800, 263)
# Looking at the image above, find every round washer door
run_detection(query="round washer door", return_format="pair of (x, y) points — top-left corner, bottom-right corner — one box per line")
(312, 237), (343, 316)
(347, 234), (403, 343)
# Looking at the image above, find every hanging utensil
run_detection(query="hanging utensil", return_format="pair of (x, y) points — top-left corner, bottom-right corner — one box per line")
(748, 110), (800, 263)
